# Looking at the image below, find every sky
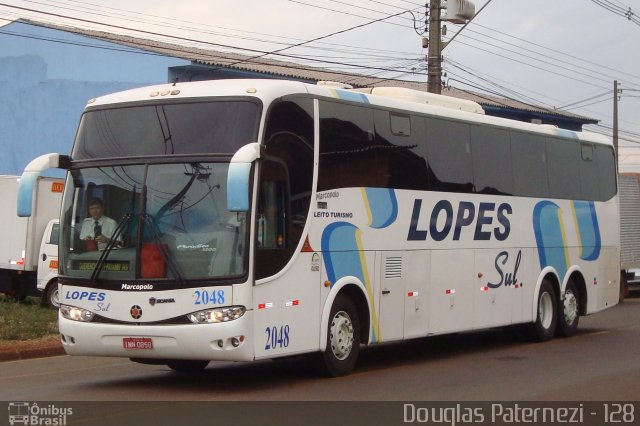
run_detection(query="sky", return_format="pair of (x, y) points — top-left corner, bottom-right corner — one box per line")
(0, 0), (639, 168)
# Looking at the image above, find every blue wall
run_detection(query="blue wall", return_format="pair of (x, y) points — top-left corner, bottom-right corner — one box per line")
(0, 20), (189, 175)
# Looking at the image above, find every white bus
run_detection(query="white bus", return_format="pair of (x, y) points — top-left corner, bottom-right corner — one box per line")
(18, 79), (619, 376)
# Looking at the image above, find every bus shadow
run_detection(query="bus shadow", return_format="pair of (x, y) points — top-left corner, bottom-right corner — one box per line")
(83, 325), (605, 396)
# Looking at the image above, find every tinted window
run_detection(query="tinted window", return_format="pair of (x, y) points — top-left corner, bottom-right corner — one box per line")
(426, 118), (473, 193)
(511, 131), (548, 197)
(318, 101), (378, 190)
(317, 101), (616, 202)
(257, 98), (314, 279)
(547, 137), (580, 199)
(374, 111), (428, 190)
(597, 144), (617, 200)
(470, 125), (513, 195)
(579, 143), (599, 200)
(73, 101), (260, 159)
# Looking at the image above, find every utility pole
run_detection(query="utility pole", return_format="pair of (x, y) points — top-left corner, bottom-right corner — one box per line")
(427, 1), (443, 94)
(613, 80), (619, 171)
(425, 0), (487, 94)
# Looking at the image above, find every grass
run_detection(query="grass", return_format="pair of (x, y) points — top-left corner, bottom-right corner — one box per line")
(0, 295), (58, 341)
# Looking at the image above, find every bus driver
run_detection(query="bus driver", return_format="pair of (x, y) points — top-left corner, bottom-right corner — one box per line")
(79, 198), (120, 250)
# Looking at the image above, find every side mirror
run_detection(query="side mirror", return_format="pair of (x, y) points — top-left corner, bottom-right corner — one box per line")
(18, 153), (70, 217)
(227, 143), (261, 212)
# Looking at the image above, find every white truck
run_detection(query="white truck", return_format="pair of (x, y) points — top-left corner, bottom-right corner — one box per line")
(619, 173), (640, 299)
(0, 175), (63, 307)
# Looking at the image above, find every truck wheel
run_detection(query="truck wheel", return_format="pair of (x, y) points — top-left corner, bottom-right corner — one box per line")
(529, 279), (557, 342)
(44, 280), (60, 309)
(319, 293), (360, 377)
(7, 293), (26, 302)
(557, 281), (580, 337)
(619, 270), (628, 303)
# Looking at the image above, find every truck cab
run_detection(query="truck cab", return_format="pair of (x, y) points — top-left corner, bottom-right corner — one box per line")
(37, 219), (60, 308)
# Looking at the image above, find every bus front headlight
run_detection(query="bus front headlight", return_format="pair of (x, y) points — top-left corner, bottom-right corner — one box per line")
(188, 306), (246, 324)
(60, 305), (95, 322)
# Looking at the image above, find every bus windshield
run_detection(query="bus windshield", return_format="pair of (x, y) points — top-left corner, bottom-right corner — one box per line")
(59, 162), (247, 282)
(72, 100), (260, 159)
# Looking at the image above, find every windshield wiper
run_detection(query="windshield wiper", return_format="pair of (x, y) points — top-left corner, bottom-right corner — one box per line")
(90, 212), (132, 283)
(90, 184), (137, 283)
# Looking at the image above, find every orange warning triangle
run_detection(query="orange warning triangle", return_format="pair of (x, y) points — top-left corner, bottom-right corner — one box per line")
(301, 236), (315, 253)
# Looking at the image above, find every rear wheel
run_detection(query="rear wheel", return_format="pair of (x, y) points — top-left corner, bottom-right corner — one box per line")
(319, 294), (360, 377)
(530, 280), (557, 342)
(557, 281), (580, 337)
(167, 360), (209, 372)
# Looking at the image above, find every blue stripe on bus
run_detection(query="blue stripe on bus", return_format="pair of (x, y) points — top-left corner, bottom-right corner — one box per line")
(363, 188), (398, 229)
(321, 222), (362, 284)
(533, 201), (568, 280)
(321, 221), (380, 342)
(573, 200), (601, 261)
(334, 90), (370, 104)
(555, 128), (578, 139)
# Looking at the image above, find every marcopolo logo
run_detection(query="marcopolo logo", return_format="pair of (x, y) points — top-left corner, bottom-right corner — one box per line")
(7, 402), (73, 425)
(121, 283), (154, 291)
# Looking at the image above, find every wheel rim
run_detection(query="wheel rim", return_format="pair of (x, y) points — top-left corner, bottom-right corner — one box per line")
(563, 290), (578, 325)
(51, 287), (60, 308)
(329, 310), (354, 361)
(538, 291), (554, 329)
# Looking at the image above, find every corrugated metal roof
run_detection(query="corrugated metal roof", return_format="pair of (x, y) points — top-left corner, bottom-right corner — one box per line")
(15, 19), (597, 124)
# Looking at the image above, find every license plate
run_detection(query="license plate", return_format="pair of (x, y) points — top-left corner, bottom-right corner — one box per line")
(122, 337), (153, 350)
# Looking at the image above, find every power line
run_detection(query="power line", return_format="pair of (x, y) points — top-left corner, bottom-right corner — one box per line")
(3, 0), (638, 136)
(0, 3), (429, 77)
(287, 0), (415, 29)
(0, 16), (432, 85)
(452, 38), (610, 91)
(230, 6), (417, 66)
(590, 0), (640, 26)
(454, 25), (640, 89)
(557, 91), (611, 109)
(8, 0), (423, 65)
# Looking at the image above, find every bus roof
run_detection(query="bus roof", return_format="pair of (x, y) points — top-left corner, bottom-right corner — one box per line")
(86, 79), (611, 147)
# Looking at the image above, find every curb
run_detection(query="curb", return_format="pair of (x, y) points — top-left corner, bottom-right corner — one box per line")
(0, 342), (65, 362)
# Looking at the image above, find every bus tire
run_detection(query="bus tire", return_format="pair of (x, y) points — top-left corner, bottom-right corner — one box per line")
(320, 294), (360, 377)
(530, 280), (557, 342)
(557, 280), (580, 337)
(167, 360), (209, 373)
(619, 270), (628, 303)
(44, 280), (60, 309)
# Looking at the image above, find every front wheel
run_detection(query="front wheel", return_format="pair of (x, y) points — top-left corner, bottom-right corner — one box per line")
(557, 281), (580, 337)
(319, 294), (360, 377)
(44, 280), (60, 309)
(529, 280), (557, 342)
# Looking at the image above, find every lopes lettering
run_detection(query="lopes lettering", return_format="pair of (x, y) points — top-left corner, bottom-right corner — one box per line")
(408, 199), (512, 242)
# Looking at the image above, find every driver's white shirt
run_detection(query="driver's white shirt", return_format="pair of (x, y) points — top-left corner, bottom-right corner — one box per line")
(79, 216), (119, 250)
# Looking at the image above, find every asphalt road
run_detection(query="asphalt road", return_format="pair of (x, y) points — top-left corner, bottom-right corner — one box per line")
(0, 299), (640, 401)
(1, 298), (639, 403)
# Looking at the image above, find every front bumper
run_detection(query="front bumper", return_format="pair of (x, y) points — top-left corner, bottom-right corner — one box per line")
(58, 310), (254, 362)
